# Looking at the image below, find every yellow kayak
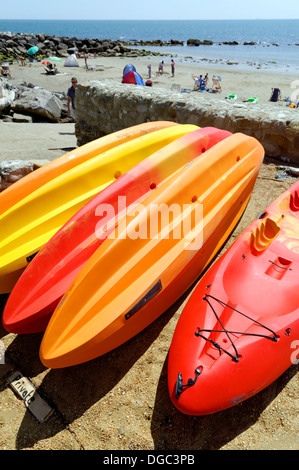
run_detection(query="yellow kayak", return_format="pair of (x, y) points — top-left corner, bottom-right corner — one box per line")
(0, 123), (198, 294)
(0, 121), (178, 216)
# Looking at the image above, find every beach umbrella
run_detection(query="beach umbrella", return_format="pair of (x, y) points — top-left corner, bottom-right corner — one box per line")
(122, 71), (145, 86)
(27, 46), (39, 55)
(48, 56), (63, 62)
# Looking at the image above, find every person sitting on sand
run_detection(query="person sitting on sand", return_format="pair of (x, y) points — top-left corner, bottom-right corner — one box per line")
(1, 63), (12, 78)
(269, 87), (281, 102)
(45, 63), (58, 75)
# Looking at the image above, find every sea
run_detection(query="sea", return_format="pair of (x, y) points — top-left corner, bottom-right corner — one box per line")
(1, 19), (299, 73)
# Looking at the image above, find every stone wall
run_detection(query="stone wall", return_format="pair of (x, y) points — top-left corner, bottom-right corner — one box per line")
(74, 80), (299, 164)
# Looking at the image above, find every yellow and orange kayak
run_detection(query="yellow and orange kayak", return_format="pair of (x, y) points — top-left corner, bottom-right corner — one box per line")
(3, 127), (232, 334)
(0, 121), (178, 216)
(0, 123), (194, 294)
(40, 133), (264, 368)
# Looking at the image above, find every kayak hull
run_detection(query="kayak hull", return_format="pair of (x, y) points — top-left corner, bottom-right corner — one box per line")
(168, 180), (299, 415)
(3, 127), (233, 333)
(39, 132), (264, 368)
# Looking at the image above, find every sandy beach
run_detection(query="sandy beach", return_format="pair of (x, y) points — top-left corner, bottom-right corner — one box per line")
(4, 52), (299, 106)
(0, 53), (298, 451)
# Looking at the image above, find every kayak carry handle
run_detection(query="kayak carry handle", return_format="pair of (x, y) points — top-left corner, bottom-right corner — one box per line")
(175, 368), (202, 399)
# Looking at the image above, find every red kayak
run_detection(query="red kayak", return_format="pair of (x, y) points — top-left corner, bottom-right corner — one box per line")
(168, 180), (299, 415)
(3, 127), (231, 334)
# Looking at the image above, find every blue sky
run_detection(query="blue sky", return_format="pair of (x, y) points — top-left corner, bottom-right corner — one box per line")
(1, 0), (299, 20)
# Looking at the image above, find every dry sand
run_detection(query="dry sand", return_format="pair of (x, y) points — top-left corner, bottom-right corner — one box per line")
(4, 52), (299, 105)
(0, 54), (298, 451)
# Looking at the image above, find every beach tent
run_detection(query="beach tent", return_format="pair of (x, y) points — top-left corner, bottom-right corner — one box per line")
(122, 71), (145, 86)
(123, 64), (136, 76)
(64, 54), (79, 67)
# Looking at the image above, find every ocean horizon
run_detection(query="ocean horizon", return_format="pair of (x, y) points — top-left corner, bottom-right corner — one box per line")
(1, 19), (299, 44)
(1, 19), (299, 72)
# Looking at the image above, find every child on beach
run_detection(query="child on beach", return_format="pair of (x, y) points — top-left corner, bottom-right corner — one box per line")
(148, 64), (151, 78)
(67, 77), (78, 117)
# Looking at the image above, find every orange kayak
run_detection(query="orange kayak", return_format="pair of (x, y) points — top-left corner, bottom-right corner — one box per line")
(168, 180), (299, 415)
(3, 127), (233, 334)
(0, 121), (177, 216)
(40, 133), (264, 369)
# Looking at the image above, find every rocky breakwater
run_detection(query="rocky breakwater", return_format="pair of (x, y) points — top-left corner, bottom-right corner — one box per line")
(0, 31), (159, 61)
(75, 80), (299, 164)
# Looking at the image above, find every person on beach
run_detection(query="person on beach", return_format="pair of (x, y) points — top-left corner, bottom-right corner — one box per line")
(204, 73), (209, 87)
(171, 59), (175, 77)
(270, 87), (281, 102)
(158, 60), (164, 74)
(1, 63), (12, 78)
(67, 77), (78, 116)
(45, 63), (58, 75)
(84, 53), (88, 69)
(148, 64), (152, 78)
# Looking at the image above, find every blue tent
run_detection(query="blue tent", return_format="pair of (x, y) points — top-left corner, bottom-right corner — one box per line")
(123, 64), (136, 76)
(122, 71), (145, 86)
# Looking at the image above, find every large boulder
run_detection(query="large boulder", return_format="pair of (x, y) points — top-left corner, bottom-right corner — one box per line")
(11, 86), (63, 121)
(0, 78), (16, 111)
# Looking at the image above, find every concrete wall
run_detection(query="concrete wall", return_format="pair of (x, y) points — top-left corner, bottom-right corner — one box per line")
(74, 80), (299, 164)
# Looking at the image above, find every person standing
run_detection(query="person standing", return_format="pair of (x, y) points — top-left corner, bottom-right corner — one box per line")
(171, 59), (175, 77)
(158, 60), (164, 74)
(148, 63), (152, 78)
(204, 73), (209, 87)
(84, 52), (88, 69)
(67, 77), (78, 116)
